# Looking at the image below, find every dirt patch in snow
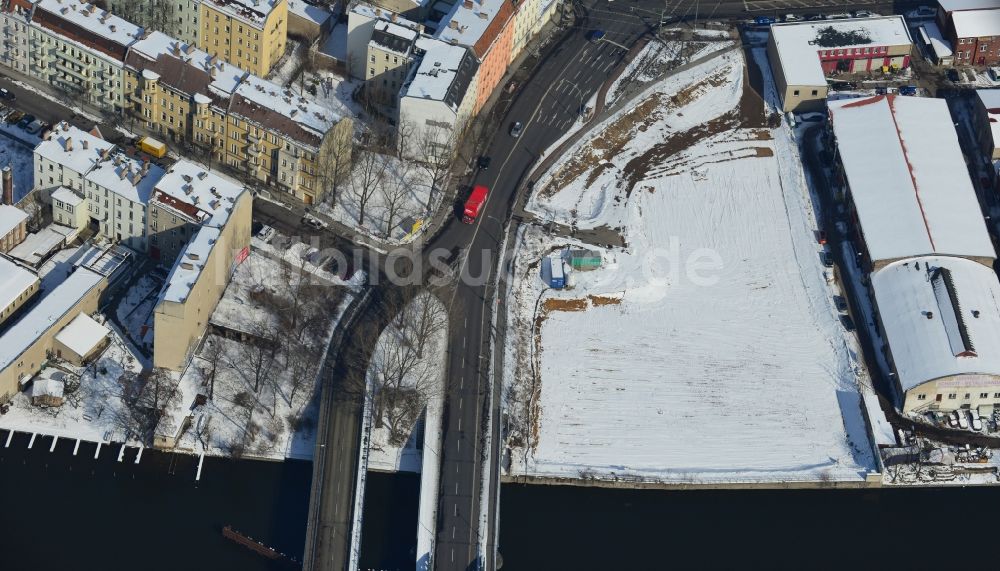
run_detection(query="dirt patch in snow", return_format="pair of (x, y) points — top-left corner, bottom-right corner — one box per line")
(754, 147), (774, 157)
(543, 298), (589, 312)
(588, 295), (621, 307)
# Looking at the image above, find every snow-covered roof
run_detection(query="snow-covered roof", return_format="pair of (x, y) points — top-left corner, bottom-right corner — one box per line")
(372, 19), (419, 50)
(34, 123), (114, 176)
(151, 161), (245, 228)
(951, 9), (1000, 39)
(435, 0), (512, 57)
(202, 0), (281, 26)
(127, 31), (247, 99)
(55, 312), (109, 358)
(769, 17), (912, 86)
(829, 95), (994, 264)
(978, 89), (1000, 147)
(402, 38), (476, 108)
(84, 151), (165, 204)
(288, 0), (331, 25)
(0, 266), (103, 372)
(232, 73), (341, 142)
(34, 0), (143, 49)
(51, 186), (84, 207)
(0, 204), (28, 237)
(938, 0), (1000, 12)
(159, 226), (221, 304)
(31, 378), (64, 399)
(6, 226), (72, 267)
(872, 256), (1000, 393)
(0, 256), (38, 314)
(918, 22), (952, 58)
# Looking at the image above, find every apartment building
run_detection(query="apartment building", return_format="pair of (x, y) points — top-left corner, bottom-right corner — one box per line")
(510, 0), (557, 62)
(226, 73), (353, 203)
(38, 122), (166, 251)
(28, 0), (144, 113)
(126, 31), (352, 204)
(937, 0), (1000, 66)
(398, 37), (478, 154)
(1, 0), (37, 74)
(365, 18), (420, 108)
(436, 0), (516, 114)
(198, 0), (288, 76)
(150, 161), (252, 370)
(104, 0), (202, 46)
(34, 122), (115, 196)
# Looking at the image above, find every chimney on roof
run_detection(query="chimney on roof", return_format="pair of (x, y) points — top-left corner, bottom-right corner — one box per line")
(131, 173), (142, 185)
(391, 12), (397, 21)
(187, 252), (200, 261)
(82, 139), (88, 150)
(64, 137), (73, 151)
(2, 166), (12, 206)
(478, 11), (488, 19)
(375, 8), (382, 17)
(119, 168), (127, 180)
(197, 171), (207, 180)
(449, 20), (459, 29)
(110, 25), (116, 32)
(210, 67), (217, 78)
(99, 13), (108, 23)
(463, 0), (473, 7)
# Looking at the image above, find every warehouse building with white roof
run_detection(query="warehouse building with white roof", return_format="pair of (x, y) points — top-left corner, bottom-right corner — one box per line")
(766, 16), (913, 112)
(828, 94), (994, 271)
(872, 256), (1000, 415)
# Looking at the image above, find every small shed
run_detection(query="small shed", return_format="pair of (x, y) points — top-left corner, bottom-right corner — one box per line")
(54, 313), (111, 365)
(31, 378), (65, 407)
(567, 249), (602, 271)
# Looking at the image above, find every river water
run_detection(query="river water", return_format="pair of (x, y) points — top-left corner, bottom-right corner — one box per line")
(5, 429), (999, 571)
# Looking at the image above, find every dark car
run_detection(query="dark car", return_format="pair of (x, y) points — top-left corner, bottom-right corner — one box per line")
(804, 13), (825, 21)
(477, 155), (492, 170)
(0, 88), (15, 101)
(510, 121), (523, 138)
(898, 85), (918, 96)
(754, 16), (776, 25)
(947, 68), (961, 82)
(821, 251), (834, 267)
(17, 114), (34, 128)
(5, 110), (23, 124)
(834, 295), (848, 312)
(840, 314), (856, 332)
(587, 29), (605, 42)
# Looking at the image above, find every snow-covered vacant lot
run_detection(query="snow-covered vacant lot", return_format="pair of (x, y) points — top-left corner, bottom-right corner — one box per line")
(502, 49), (878, 485)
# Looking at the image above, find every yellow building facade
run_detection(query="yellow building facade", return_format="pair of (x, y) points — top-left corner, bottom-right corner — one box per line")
(198, 0), (288, 76)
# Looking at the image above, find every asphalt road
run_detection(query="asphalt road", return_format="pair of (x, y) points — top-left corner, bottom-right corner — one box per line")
(425, 1), (656, 568)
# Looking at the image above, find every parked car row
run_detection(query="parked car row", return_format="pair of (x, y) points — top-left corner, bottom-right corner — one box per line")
(0, 104), (47, 135)
(946, 409), (987, 432)
(755, 10), (878, 25)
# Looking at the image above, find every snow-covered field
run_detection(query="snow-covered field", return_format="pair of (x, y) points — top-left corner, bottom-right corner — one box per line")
(502, 49), (879, 485)
(605, 34), (734, 106)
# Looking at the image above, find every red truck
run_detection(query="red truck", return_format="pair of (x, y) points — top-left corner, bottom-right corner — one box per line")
(463, 185), (488, 223)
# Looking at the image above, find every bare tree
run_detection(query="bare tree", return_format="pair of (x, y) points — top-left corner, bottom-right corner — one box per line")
(200, 336), (225, 400)
(402, 291), (449, 358)
(346, 148), (384, 228)
(380, 161), (417, 239)
(412, 120), (464, 212)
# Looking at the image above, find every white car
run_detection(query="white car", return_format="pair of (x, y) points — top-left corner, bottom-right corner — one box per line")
(783, 14), (802, 22)
(971, 412), (983, 431)
(948, 412), (959, 428)
(958, 410), (969, 430)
